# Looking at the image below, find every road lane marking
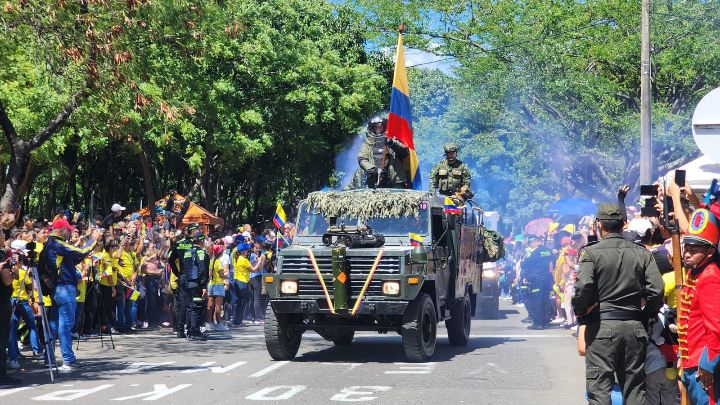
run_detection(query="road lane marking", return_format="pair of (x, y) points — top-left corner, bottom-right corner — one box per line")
(249, 361), (290, 378)
(181, 361), (216, 373)
(119, 361), (175, 374)
(246, 385), (305, 400)
(181, 361), (247, 374)
(322, 362), (362, 372)
(385, 362), (436, 374)
(330, 386), (393, 402)
(31, 384), (114, 401)
(0, 385), (37, 397)
(117, 332), (571, 340)
(111, 384), (192, 401)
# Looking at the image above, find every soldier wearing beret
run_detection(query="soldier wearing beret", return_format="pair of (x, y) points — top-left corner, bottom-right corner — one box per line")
(677, 208), (720, 404)
(429, 143), (471, 196)
(572, 203), (664, 405)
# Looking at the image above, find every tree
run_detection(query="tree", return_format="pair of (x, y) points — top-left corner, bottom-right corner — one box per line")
(355, 0), (720, 224)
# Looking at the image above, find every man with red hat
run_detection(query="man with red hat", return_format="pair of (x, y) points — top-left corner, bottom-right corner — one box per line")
(678, 208), (720, 404)
(43, 218), (103, 373)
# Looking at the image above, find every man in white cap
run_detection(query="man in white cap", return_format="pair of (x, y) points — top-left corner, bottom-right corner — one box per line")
(101, 203), (126, 235)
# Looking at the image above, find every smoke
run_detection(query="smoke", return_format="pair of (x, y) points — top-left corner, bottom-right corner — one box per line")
(330, 132), (365, 190)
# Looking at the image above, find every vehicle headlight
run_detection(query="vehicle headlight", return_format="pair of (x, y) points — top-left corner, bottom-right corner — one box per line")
(280, 280), (298, 294)
(482, 270), (497, 279)
(383, 281), (400, 295)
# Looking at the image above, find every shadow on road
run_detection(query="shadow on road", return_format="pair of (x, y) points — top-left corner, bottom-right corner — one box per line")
(293, 334), (512, 364)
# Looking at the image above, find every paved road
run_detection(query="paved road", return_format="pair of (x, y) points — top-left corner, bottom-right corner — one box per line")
(1, 301), (585, 404)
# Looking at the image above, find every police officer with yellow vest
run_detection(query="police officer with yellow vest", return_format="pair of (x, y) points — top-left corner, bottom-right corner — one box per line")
(169, 224), (209, 340)
(572, 203), (664, 404)
(429, 143), (471, 196)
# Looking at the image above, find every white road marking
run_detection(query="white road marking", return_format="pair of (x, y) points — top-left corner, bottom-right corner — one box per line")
(31, 384), (114, 401)
(180, 361), (216, 373)
(385, 362), (436, 374)
(322, 362), (363, 372)
(246, 385), (306, 401)
(111, 384), (192, 401)
(330, 386), (393, 402)
(249, 361), (290, 378)
(0, 385), (37, 397)
(119, 361), (175, 374)
(118, 333), (569, 340)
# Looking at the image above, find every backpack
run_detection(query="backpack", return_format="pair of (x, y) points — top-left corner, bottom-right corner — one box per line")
(36, 243), (57, 297)
(479, 226), (505, 262)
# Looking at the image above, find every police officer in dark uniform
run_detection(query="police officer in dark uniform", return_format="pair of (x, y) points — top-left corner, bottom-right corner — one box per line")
(520, 234), (554, 329)
(170, 227), (209, 341)
(572, 203), (664, 405)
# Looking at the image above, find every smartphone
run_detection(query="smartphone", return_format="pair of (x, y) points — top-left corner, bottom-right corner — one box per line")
(640, 184), (659, 196)
(674, 170), (686, 188)
(665, 195), (674, 214)
(587, 235), (598, 243)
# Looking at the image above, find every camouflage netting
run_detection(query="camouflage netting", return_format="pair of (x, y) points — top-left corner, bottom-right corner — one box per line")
(306, 190), (429, 220)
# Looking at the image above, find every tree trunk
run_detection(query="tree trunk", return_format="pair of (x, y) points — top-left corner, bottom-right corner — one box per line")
(0, 142), (30, 212)
(137, 142), (158, 222)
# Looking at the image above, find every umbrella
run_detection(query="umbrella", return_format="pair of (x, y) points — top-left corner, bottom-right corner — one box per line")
(546, 198), (596, 216)
(524, 218), (553, 236)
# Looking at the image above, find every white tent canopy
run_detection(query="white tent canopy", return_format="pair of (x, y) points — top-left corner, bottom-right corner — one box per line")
(664, 155), (720, 192)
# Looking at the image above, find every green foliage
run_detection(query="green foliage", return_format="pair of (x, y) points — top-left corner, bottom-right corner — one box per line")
(354, 0), (720, 226)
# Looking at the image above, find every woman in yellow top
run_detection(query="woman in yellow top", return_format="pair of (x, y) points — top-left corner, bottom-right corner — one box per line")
(231, 242), (253, 326)
(100, 240), (119, 334)
(205, 241), (229, 332)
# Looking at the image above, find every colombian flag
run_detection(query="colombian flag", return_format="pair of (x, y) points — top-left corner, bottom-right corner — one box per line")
(125, 288), (140, 301)
(444, 197), (462, 215)
(409, 233), (424, 247)
(273, 203), (287, 229)
(387, 29), (421, 190)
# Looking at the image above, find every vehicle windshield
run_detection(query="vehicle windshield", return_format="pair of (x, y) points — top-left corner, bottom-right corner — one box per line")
(295, 201), (429, 237)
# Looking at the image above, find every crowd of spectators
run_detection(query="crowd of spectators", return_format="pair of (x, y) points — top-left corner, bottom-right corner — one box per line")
(497, 176), (711, 404)
(0, 201), (295, 383)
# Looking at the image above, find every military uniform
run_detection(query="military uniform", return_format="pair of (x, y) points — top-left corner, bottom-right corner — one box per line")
(572, 203), (664, 405)
(678, 208), (720, 404)
(521, 241), (553, 328)
(429, 143), (471, 196)
(357, 131), (409, 188)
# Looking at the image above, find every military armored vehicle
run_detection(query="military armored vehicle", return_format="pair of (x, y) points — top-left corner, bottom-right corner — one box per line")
(263, 189), (501, 362)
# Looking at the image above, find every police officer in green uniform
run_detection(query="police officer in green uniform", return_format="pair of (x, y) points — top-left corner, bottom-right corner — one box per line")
(357, 115), (410, 189)
(429, 143), (471, 196)
(520, 235), (554, 329)
(572, 203), (664, 405)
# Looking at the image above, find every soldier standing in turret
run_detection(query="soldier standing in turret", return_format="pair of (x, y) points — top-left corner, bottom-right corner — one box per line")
(429, 143), (471, 196)
(357, 115), (410, 189)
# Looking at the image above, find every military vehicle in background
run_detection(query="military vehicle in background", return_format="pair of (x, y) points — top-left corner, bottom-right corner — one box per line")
(263, 189), (503, 362)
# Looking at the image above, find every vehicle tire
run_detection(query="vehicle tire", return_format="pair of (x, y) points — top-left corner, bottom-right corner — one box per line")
(401, 293), (437, 362)
(264, 307), (302, 360)
(332, 331), (355, 346)
(469, 292), (478, 317)
(445, 293), (471, 346)
(478, 296), (500, 320)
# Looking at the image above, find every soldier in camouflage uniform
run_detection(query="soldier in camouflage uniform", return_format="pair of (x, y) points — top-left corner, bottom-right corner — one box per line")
(429, 143), (471, 196)
(357, 115), (410, 189)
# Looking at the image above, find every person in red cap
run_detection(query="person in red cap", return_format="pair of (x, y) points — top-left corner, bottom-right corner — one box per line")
(678, 208), (720, 404)
(43, 218), (103, 373)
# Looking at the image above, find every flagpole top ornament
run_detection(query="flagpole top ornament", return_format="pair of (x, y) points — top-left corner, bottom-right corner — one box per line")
(398, 23), (405, 33)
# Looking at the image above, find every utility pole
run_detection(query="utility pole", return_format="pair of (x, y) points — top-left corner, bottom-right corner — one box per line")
(639, 0), (652, 184)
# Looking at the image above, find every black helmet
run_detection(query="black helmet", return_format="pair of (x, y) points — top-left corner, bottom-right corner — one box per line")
(367, 115), (388, 133)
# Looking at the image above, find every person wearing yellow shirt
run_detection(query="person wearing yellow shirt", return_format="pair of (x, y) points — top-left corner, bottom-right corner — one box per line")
(112, 236), (138, 332)
(231, 243), (252, 326)
(8, 245), (43, 369)
(205, 242), (229, 332)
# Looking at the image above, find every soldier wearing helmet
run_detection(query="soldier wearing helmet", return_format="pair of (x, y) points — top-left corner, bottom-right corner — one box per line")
(357, 114), (410, 189)
(429, 142), (471, 196)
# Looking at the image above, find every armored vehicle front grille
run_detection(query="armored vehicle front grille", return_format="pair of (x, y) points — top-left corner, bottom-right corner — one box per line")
(280, 255), (401, 298)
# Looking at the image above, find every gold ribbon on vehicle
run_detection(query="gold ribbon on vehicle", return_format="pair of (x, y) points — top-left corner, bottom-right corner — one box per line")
(307, 248), (335, 314)
(351, 250), (384, 316)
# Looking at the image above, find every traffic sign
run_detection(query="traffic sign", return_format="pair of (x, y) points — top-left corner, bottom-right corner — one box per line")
(692, 87), (720, 163)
